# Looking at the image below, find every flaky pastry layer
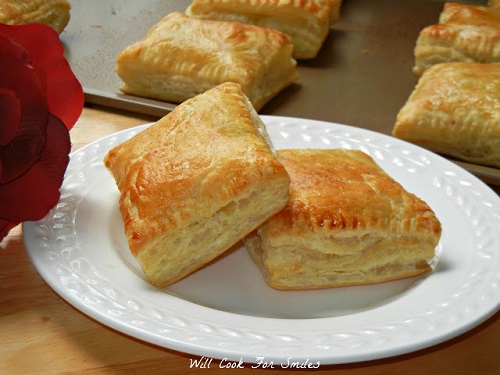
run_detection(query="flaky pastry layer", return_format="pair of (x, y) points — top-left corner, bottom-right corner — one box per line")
(116, 12), (298, 111)
(245, 149), (441, 290)
(104, 82), (290, 287)
(186, 0), (342, 59)
(413, 2), (500, 75)
(0, 0), (70, 33)
(393, 62), (500, 168)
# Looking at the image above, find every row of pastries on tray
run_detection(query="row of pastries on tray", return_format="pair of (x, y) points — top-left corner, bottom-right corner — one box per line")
(116, 0), (343, 112)
(115, 0), (500, 169)
(393, 1), (500, 169)
(1, 0), (497, 169)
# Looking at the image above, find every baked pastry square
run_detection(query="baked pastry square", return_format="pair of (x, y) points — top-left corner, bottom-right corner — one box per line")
(393, 62), (500, 169)
(104, 82), (290, 288)
(0, 0), (71, 33)
(413, 2), (500, 75)
(186, 0), (342, 59)
(116, 11), (298, 112)
(244, 149), (441, 290)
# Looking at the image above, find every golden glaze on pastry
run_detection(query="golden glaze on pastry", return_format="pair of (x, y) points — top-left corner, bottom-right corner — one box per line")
(104, 82), (290, 288)
(116, 12), (298, 111)
(186, 0), (342, 59)
(413, 2), (500, 75)
(0, 0), (70, 34)
(393, 62), (500, 169)
(244, 149), (441, 290)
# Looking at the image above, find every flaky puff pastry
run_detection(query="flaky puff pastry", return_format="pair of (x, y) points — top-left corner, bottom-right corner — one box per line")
(186, 0), (342, 59)
(413, 2), (500, 75)
(0, 0), (70, 34)
(244, 149), (441, 290)
(104, 82), (290, 288)
(116, 12), (298, 112)
(393, 62), (500, 169)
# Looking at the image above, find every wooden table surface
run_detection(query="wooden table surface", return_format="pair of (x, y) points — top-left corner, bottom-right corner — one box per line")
(1, 105), (499, 375)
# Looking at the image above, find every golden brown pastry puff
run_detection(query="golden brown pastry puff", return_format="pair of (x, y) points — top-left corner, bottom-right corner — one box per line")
(413, 2), (500, 75)
(0, 0), (70, 34)
(393, 62), (500, 169)
(104, 82), (290, 288)
(244, 149), (441, 290)
(186, 0), (342, 59)
(116, 12), (298, 112)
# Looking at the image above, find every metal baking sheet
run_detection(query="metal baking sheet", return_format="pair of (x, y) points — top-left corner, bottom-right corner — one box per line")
(61, 0), (499, 185)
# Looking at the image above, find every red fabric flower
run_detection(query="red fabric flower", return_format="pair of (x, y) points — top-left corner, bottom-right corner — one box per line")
(0, 23), (84, 241)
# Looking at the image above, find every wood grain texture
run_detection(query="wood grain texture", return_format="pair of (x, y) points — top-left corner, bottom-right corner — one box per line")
(0, 106), (498, 375)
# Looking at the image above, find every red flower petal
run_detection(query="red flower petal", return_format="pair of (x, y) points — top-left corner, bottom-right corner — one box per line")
(0, 114), (71, 222)
(0, 34), (49, 185)
(0, 88), (22, 146)
(0, 23), (84, 130)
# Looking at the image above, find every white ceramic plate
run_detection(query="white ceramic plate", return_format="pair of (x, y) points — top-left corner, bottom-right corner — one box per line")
(24, 116), (500, 366)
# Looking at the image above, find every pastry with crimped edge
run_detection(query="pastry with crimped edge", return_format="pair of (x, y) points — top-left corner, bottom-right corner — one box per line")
(244, 148), (441, 290)
(413, 2), (500, 75)
(393, 62), (500, 169)
(186, 0), (342, 59)
(0, 0), (71, 34)
(116, 12), (298, 111)
(104, 82), (290, 288)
